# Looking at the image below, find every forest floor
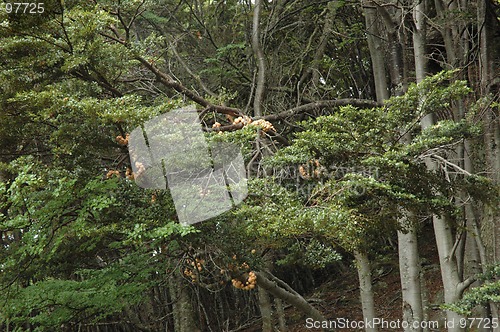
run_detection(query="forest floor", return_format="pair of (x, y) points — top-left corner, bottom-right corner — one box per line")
(243, 227), (447, 331)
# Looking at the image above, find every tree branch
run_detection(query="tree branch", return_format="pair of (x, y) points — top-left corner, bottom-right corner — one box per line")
(101, 28), (244, 117)
(255, 271), (330, 331)
(170, 41), (217, 98)
(134, 55), (243, 117)
(204, 123), (244, 132)
(430, 154), (473, 176)
(458, 276), (476, 296)
(258, 99), (380, 121)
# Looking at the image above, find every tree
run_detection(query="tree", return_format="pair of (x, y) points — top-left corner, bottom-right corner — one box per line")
(1, 0), (499, 331)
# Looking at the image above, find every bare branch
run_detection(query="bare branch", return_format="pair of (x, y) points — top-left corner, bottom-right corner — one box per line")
(127, 0), (147, 32)
(134, 55), (243, 117)
(101, 27), (244, 117)
(170, 41), (217, 98)
(430, 154), (473, 176)
(258, 99), (381, 121)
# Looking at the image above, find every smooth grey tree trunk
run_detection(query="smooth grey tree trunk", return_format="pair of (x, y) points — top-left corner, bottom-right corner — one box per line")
(412, 0), (427, 83)
(432, 214), (469, 332)
(422, 114), (471, 332)
(251, 0), (266, 117)
(361, 0), (389, 103)
(398, 223), (424, 332)
(354, 250), (378, 332)
(402, 7), (429, 328)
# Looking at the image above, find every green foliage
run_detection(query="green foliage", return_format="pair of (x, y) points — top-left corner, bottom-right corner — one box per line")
(259, 72), (493, 253)
(207, 125), (259, 163)
(277, 239), (342, 269)
(202, 42), (247, 73)
(4, 255), (151, 331)
(0, 0), (497, 328)
(0, 153), (198, 328)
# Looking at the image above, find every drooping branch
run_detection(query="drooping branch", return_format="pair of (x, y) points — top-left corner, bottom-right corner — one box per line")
(101, 27), (244, 118)
(134, 56), (243, 117)
(255, 271), (329, 330)
(425, 154), (473, 176)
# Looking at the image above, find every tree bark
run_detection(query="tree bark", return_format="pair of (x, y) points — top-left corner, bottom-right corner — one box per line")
(477, 2), (500, 327)
(311, 3), (335, 87)
(373, 3), (406, 95)
(275, 297), (287, 332)
(396, 6), (429, 327)
(398, 223), (424, 332)
(169, 272), (200, 332)
(433, 214), (471, 332)
(421, 112), (473, 332)
(361, 0), (389, 102)
(363, 4), (426, 328)
(258, 286), (273, 332)
(252, 0), (266, 117)
(478, 0), (500, 265)
(412, 0), (427, 83)
(354, 250), (378, 332)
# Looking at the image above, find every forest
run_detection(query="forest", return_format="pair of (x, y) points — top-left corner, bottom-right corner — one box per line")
(0, 0), (499, 331)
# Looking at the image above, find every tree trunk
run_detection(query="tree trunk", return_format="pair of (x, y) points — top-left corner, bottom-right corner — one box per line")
(311, 3), (335, 87)
(433, 214), (471, 332)
(275, 297), (287, 332)
(361, 0), (389, 102)
(252, 0), (266, 117)
(374, 4), (406, 95)
(478, 0), (500, 313)
(478, 0), (500, 265)
(420, 112), (472, 331)
(354, 250), (378, 332)
(462, 110), (496, 331)
(258, 286), (273, 332)
(412, 0), (427, 82)
(364, 4), (426, 328)
(399, 6), (429, 327)
(169, 272), (200, 332)
(398, 224), (424, 332)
